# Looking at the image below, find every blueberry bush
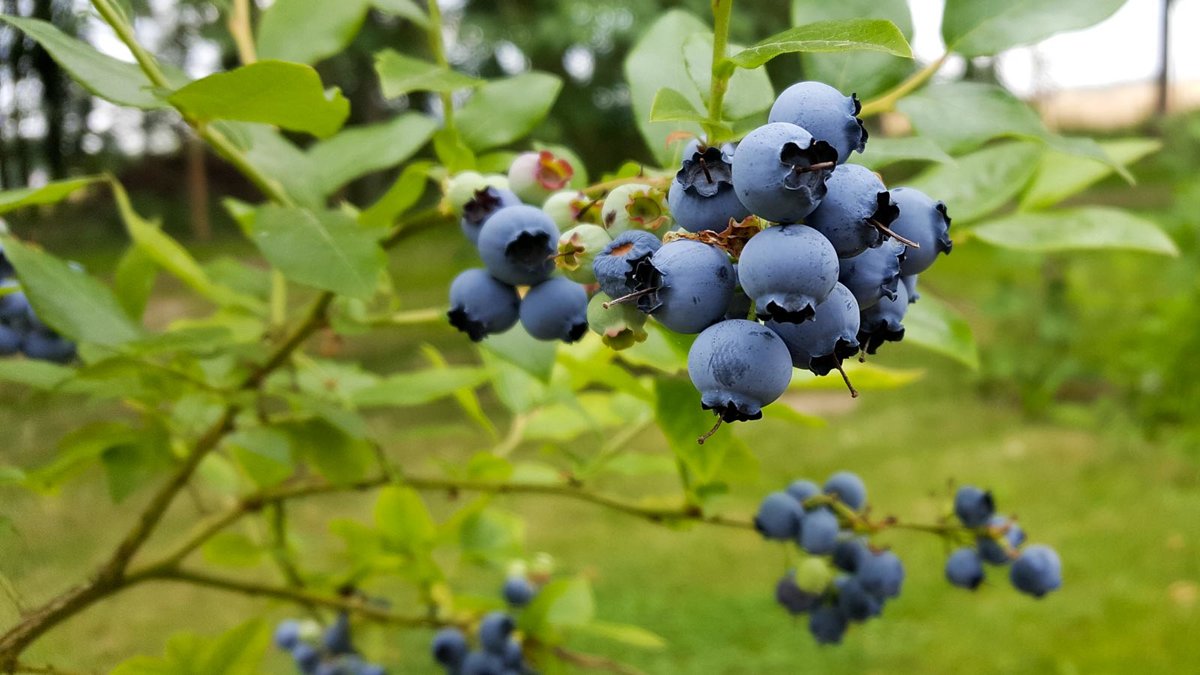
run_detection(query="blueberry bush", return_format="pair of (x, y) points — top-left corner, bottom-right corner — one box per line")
(0, 0), (1176, 672)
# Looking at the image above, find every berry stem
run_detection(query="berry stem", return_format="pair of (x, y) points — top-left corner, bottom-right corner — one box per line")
(792, 161), (836, 175)
(834, 363), (859, 398)
(425, 0), (456, 132)
(697, 416), (724, 445)
(603, 287), (655, 309)
(859, 53), (950, 117)
(869, 219), (921, 249)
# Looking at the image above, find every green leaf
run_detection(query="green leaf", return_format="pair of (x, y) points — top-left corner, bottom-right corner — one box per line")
(943, 0), (1126, 57)
(969, 207), (1179, 256)
(27, 422), (145, 490)
(649, 87), (707, 124)
(625, 10), (709, 166)
(654, 377), (754, 488)
(857, 137), (955, 170)
(791, 0), (915, 100)
(252, 206), (386, 299)
(226, 427), (293, 488)
(373, 0), (429, 25)
(0, 16), (176, 109)
(375, 486), (436, 549)
(907, 142), (1043, 225)
(0, 176), (102, 215)
(353, 367), (489, 407)
(0, 237), (142, 347)
(168, 61), (349, 138)
(682, 34), (774, 120)
(112, 619), (269, 675)
(789, 362), (923, 391)
(728, 19), (912, 69)
(574, 621), (667, 649)
(359, 161), (434, 228)
(459, 507), (525, 564)
(1019, 139), (1161, 211)
(480, 325), (557, 382)
(102, 440), (171, 503)
(904, 295), (979, 369)
(0, 359), (75, 390)
(218, 123), (323, 208)
(308, 114), (437, 196)
(456, 73), (563, 151)
(203, 532), (264, 568)
(113, 245), (158, 320)
(897, 81), (1044, 154)
(256, 0), (370, 65)
(279, 418), (375, 484)
(375, 49), (483, 97)
(524, 577), (595, 639)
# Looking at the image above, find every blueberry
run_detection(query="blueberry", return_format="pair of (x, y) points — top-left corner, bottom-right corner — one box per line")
(946, 548), (985, 590)
(766, 282), (860, 377)
(737, 224), (839, 323)
(503, 575), (536, 607)
(0, 286), (31, 324)
(555, 224), (611, 284)
(502, 637), (524, 668)
(477, 204), (559, 286)
(805, 163), (899, 258)
(979, 516), (1025, 565)
(21, 330), (75, 364)
(432, 627), (469, 667)
(508, 150), (574, 205)
(953, 486), (995, 528)
(543, 189), (597, 230)
(798, 508), (840, 555)
(858, 278), (909, 355)
(592, 230), (661, 299)
(0, 325), (22, 355)
(668, 145), (750, 233)
(901, 274), (920, 303)
(292, 643), (321, 673)
(519, 277), (588, 343)
(786, 479), (821, 503)
(273, 619), (302, 650)
(808, 604), (848, 644)
(1010, 544), (1062, 598)
(586, 292), (648, 350)
(357, 664), (386, 675)
(731, 122), (836, 223)
(460, 650), (507, 675)
(832, 537), (870, 573)
(687, 319), (793, 422)
(823, 471), (867, 511)
(775, 570), (820, 614)
(447, 269), (521, 342)
(753, 491), (805, 540)
(600, 183), (670, 234)
(723, 264), (753, 321)
(0, 243), (12, 279)
(888, 187), (952, 275)
(838, 239), (904, 311)
(447, 171), (510, 216)
(478, 611), (515, 653)
(462, 187), (522, 246)
(632, 240), (734, 334)
(857, 550), (904, 599)
(768, 81), (867, 165)
(835, 576), (881, 622)
(322, 613), (355, 655)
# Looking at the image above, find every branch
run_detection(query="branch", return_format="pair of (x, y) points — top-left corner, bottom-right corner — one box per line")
(553, 646), (647, 675)
(859, 53), (949, 117)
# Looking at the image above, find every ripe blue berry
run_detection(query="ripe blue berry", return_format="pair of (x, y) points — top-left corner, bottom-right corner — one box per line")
(824, 471), (867, 511)
(519, 277), (588, 343)
(857, 550), (904, 599)
(668, 145), (750, 233)
(954, 486), (995, 528)
(836, 576), (881, 621)
(1010, 545), (1062, 598)
(732, 122), (836, 223)
(292, 643), (321, 673)
(0, 325), (22, 355)
(946, 548), (985, 590)
(21, 331), (75, 364)
(358, 664), (386, 675)
(901, 274), (920, 303)
(858, 278), (909, 355)
(460, 650), (507, 675)
(322, 613), (354, 655)
(502, 638), (525, 668)
(775, 571), (820, 614)
(447, 269), (521, 342)
(687, 319), (793, 422)
(0, 287), (31, 325)
(632, 240), (734, 334)
(508, 150), (574, 205)
(832, 538), (870, 573)
(592, 230), (661, 299)
(273, 619), (302, 650)
(798, 508), (840, 555)
(808, 604), (848, 644)
(461, 187), (522, 246)
(979, 516), (1025, 565)
(738, 224), (839, 323)
(723, 264), (753, 320)
(786, 479), (821, 503)
(477, 204), (559, 286)
(888, 187), (952, 275)
(805, 164), (899, 258)
(766, 282), (860, 376)
(478, 611), (515, 653)
(754, 491), (805, 540)
(503, 575), (536, 607)
(768, 81), (867, 165)
(838, 239), (904, 311)
(432, 627), (469, 668)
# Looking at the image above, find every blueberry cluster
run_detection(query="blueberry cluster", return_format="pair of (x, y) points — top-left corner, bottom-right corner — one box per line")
(944, 486), (1063, 598)
(273, 613), (386, 675)
(429, 559), (543, 674)
(755, 471), (904, 645)
(0, 245), (76, 363)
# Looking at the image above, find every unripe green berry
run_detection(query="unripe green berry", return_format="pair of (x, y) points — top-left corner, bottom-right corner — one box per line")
(795, 556), (834, 594)
(557, 224), (612, 284)
(587, 293), (649, 350)
(543, 189), (598, 230)
(446, 171), (510, 215)
(600, 183), (671, 235)
(530, 552), (555, 583)
(509, 151), (575, 205)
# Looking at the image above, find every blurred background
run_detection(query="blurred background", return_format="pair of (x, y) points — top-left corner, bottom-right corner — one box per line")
(1, 0), (1199, 672)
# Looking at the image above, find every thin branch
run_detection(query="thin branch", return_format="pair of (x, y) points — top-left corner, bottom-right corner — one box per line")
(554, 646), (647, 675)
(859, 53), (950, 117)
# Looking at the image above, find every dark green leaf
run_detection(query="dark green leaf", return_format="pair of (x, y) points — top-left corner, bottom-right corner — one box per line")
(624, 10), (709, 166)
(0, 176), (102, 215)
(360, 161), (435, 228)
(943, 0), (1126, 57)
(969, 208), (1179, 256)
(252, 206), (386, 299)
(649, 87), (707, 124)
(456, 73), (563, 151)
(791, 0), (915, 100)
(1019, 139), (1160, 211)
(728, 19), (912, 69)
(102, 440), (171, 503)
(353, 367), (489, 407)
(0, 359), (76, 390)
(904, 294), (979, 369)
(256, 0), (371, 65)
(907, 142), (1042, 225)
(857, 137), (954, 170)
(654, 377), (750, 487)
(307, 114), (437, 196)
(682, 34), (774, 120)
(375, 50), (483, 97)
(279, 418), (375, 484)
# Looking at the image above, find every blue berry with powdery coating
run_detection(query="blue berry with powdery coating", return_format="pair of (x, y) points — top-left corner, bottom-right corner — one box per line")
(979, 516), (1025, 565)
(858, 550), (904, 599)
(824, 471), (867, 511)
(323, 613), (354, 655)
(902, 274), (920, 303)
(889, 187), (952, 275)
(687, 319), (793, 422)
(358, 664), (386, 675)
(737, 224), (839, 323)
(946, 548), (985, 590)
(808, 604), (848, 644)
(839, 239), (904, 311)
(776, 571), (820, 614)
(832, 537), (871, 573)
(292, 643), (321, 673)
(668, 145), (751, 233)
(766, 282), (860, 376)
(478, 611), (515, 653)
(835, 576), (881, 621)
(0, 325), (22, 355)
(502, 638), (525, 669)
(273, 619), (302, 650)
(799, 508), (839, 555)
(768, 81), (867, 165)
(477, 204), (559, 286)
(432, 627), (469, 668)
(858, 279), (909, 355)
(460, 650), (507, 675)
(786, 479), (821, 503)
(806, 163), (899, 258)
(503, 576), (536, 607)
(1010, 544), (1062, 598)
(447, 269), (520, 342)
(462, 187), (522, 246)
(754, 491), (805, 540)
(519, 277), (588, 342)
(732, 122), (836, 223)
(592, 230), (661, 299)
(632, 240), (734, 334)
(954, 486), (995, 528)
